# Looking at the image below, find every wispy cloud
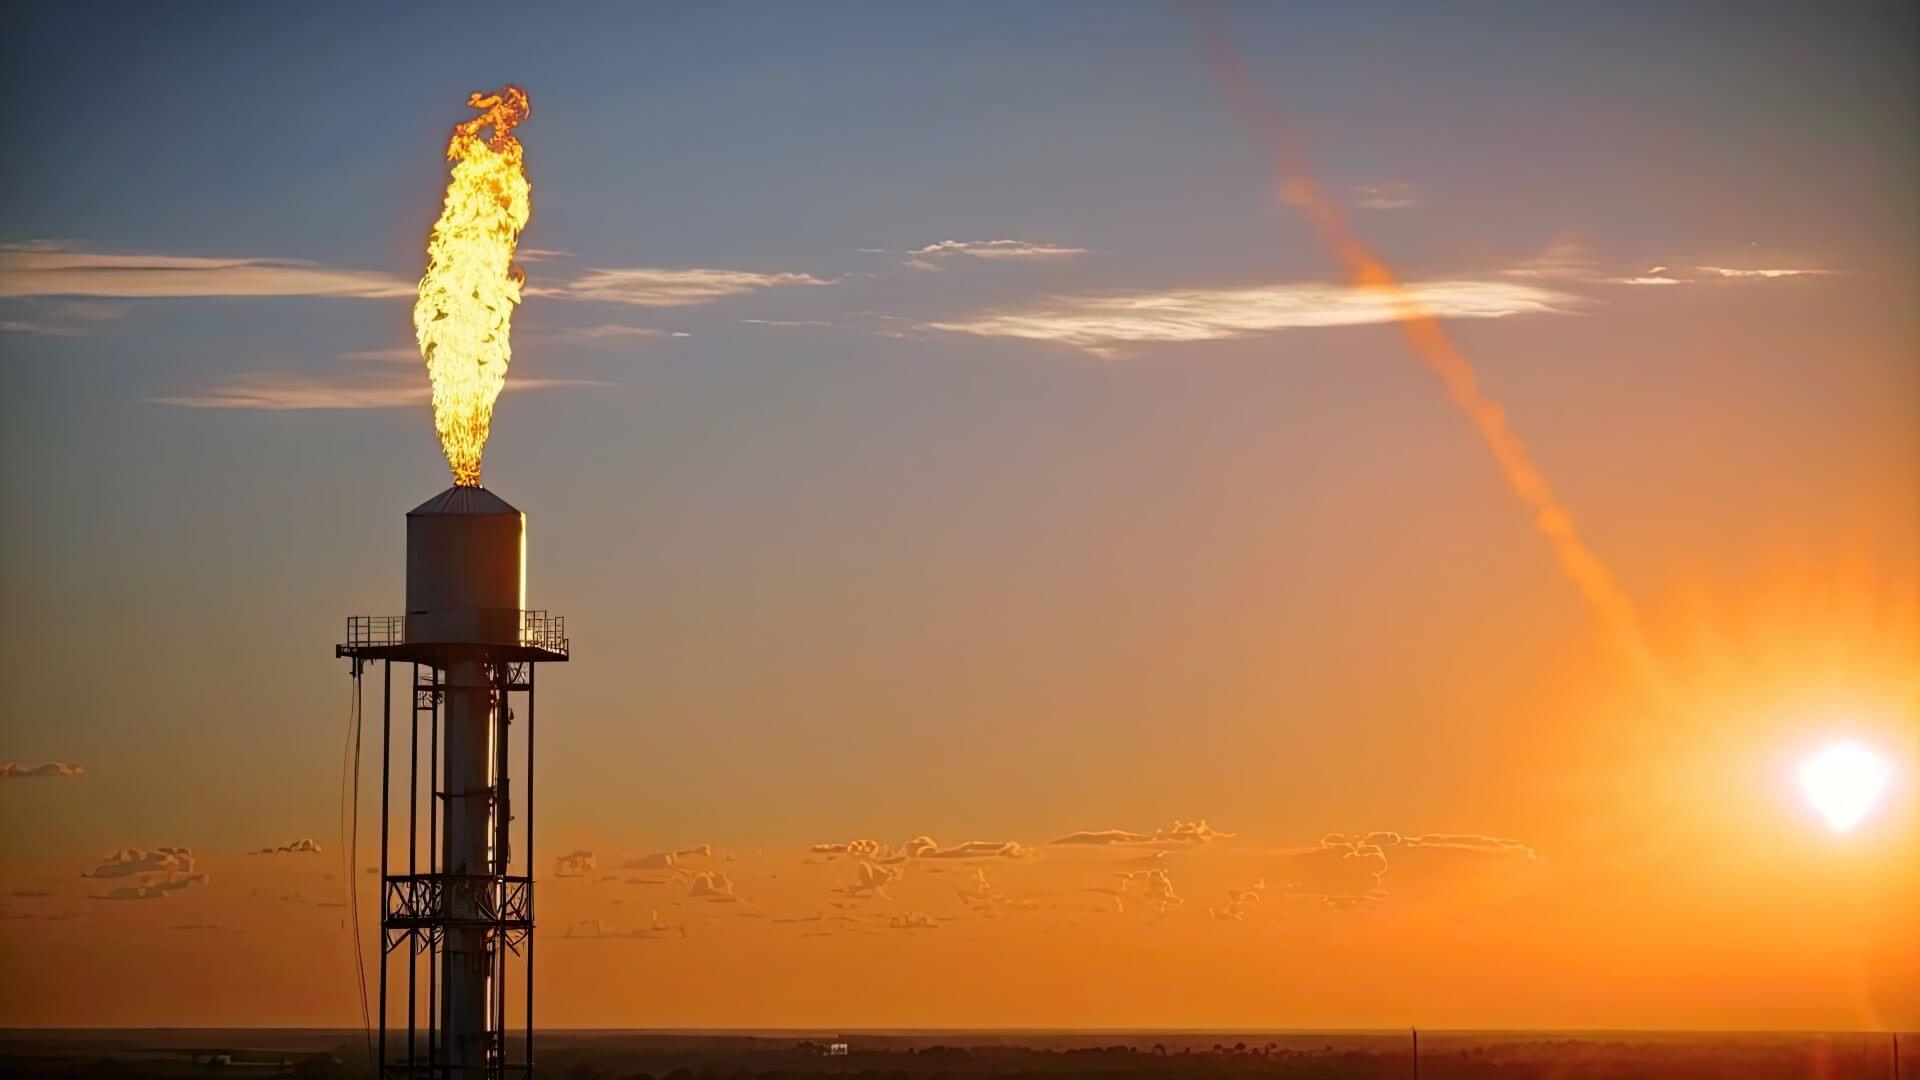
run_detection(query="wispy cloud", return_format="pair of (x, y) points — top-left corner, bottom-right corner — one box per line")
(904, 239), (1093, 270)
(336, 345), (421, 364)
(1352, 182), (1421, 210)
(0, 299), (127, 336)
(0, 245), (412, 299)
(564, 323), (689, 341)
(149, 370), (603, 410)
(1502, 238), (1839, 287)
(929, 279), (1575, 355)
(1600, 264), (1837, 286)
(1500, 236), (1599, 281)
(1603, 272), (1684, 286)
(1695, 265), (1833, 279)
(534, 267), (833, 308)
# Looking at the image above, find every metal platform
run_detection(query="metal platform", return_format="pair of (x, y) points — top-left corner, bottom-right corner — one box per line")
(337, 613), (570, 665)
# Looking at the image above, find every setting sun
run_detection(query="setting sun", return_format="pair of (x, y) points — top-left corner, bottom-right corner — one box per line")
(1800, 741), (1893, 832)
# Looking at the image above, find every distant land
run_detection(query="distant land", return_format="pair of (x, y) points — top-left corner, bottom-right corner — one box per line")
(1, 1028), (1912, 1078)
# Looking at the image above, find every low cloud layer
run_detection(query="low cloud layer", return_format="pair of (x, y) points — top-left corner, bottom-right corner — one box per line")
(554, 850), (597, 878)
(1282, 831), (1535, 908)
(1279, 840), (1390, 909)
(811, 835), (1030, 863)
(82, 847), (208, 900)
(621, 844), (712, 871)
(927, 279), (1574, 355)
(1, 761), (84, 780)
(1209, 878), (1268, 921)
(685, 869), (740, 902)
(84, 848), (197, 879)
(837, 860), (903, 900)
(1052, 819), (1235, 847)
(1108, 868), (1183, 915)
(561, 912), (683, 940)
(1322, 831), (1535, 859)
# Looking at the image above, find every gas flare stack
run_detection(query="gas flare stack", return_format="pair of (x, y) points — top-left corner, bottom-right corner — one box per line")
(339, 486), (568, 1078)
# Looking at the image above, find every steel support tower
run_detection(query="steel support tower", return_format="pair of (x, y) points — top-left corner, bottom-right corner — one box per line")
(339, 487), (568, 1079)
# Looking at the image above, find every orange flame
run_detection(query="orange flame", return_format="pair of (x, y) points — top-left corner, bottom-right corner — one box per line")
(1188, 6), (1666, 694)
(414, 86), (532, 487)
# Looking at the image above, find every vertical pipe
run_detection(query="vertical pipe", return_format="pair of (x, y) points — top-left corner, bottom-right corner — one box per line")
(493, 660), (508, 1069)
(376, 661), (388, 1079)
(406, 664), (419, 1072)
(526, 664), (533, 1076)
(428, 666), (439, 1074)
(441, 653), (492, 1074)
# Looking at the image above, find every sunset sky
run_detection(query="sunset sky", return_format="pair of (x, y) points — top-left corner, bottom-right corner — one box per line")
(1, 2), (1915, 1032)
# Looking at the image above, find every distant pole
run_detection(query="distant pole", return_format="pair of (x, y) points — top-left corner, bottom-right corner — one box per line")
(1411, 1026), (1418, 1080)
(1892, 1031), (1899, 1080)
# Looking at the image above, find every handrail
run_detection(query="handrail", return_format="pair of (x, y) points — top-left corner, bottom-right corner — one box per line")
(344, 612), (569, 656)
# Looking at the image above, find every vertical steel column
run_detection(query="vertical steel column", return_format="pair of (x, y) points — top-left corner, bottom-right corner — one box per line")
(406, 663), (420, 1074)
(441, 654), (493, 1074)
(376, 661), (388, 1079)
(525, 664), (535, 1079)
(493, 658), (510, 1072)
(428, 664), (440, 1075)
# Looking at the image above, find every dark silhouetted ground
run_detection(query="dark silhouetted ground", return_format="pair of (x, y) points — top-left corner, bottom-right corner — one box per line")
(0, 1029), (1911, 1078)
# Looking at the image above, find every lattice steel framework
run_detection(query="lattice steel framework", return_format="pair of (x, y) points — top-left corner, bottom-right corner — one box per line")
(342, 626), (566, 1079)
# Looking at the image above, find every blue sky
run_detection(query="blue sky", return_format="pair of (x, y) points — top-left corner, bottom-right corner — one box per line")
(1, 0), (1913, 904)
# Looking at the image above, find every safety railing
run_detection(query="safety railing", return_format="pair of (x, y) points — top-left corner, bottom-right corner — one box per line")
(347, 614), (407, 646)
(519, 610), (567, 655)
(344, 612), (569, 657)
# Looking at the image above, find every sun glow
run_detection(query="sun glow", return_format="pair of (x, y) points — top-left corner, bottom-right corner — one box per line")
(1800, 742), (1892, 832)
